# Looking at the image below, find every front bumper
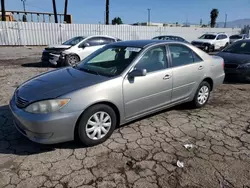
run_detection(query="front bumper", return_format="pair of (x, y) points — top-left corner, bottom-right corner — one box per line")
(48, 54), (60, 65)
(192, 43), (213, 52)
(9, 96), (82, 144)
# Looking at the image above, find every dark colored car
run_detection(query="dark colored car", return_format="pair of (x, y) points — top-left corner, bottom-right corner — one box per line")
(229, 34), (249, 44)
(216, 39), (250, 81)
(152, 35), (189, 43)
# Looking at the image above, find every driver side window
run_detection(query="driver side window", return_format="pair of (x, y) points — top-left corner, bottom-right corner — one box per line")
(135, 46), (168, 73)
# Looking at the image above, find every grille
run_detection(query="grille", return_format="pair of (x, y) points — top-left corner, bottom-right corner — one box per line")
(15, 95), (29, 108)
(224, 64), (238, 69)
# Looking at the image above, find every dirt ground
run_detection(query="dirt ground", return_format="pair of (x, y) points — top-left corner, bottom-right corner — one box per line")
(0, 47), (250, 188)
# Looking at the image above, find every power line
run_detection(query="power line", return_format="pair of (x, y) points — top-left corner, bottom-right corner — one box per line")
(25, 3), (50, 12)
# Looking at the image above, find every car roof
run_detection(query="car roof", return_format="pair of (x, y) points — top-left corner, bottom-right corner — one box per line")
(204, 33), (227, 35)
(153, 35), (183, 38)
(111, 40), (176, 48)
(87, 35), (116, 38)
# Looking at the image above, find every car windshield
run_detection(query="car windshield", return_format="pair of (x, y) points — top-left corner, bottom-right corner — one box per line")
(153, 36), (184, 41)
(230, 35), (243, 39)
(75, 45), (142, 77)
(199, 34), (216, 40)
(62, 36), (85, 46)
(223, 41), (250, 54)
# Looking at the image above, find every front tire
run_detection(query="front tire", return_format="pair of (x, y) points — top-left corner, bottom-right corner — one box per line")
(77, 104), (117, 146)
(65, 54), (80, 67)
(191, 81), (211, 108)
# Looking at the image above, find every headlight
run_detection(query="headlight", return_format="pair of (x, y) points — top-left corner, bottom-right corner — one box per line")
(25, 99), (70, 114)
(238, 62), (250, 69)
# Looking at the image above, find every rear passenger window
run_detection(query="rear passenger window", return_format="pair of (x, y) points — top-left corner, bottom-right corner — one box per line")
(168, 44), (202, 67)
(135, 46), (168, 73)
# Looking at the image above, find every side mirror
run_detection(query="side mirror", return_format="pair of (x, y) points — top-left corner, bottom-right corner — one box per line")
(128, 68), (147, 78)
(79, 42), (90, 48)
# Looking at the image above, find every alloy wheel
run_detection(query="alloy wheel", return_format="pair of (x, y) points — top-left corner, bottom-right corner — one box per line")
(197, 85), (209, 105)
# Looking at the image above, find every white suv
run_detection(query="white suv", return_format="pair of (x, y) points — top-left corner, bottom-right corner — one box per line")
(191, 33), (229, 53)
(44, 35), (121, 66)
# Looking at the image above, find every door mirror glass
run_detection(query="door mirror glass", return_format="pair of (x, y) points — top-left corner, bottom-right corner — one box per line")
(79, 42), (90, 48)
(128, 68), (147, 78)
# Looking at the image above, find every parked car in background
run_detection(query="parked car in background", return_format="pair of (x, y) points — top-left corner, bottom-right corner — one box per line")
(229, 34), (249, 44)
(152, 35), (189, 43)
(42, 35), (121, 66)
(10, 40), (225, 146)
(216, 39), (250, 81)
(191, 33), (229, 53)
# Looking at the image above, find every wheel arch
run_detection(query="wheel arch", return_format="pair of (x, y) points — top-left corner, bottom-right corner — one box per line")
(66, 53), (81, 60)
(202, 77), (214, 91)
(73, 101), (121, 140)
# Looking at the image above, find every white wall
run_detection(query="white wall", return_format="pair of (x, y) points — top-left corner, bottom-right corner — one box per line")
(0, 21), (241, 46)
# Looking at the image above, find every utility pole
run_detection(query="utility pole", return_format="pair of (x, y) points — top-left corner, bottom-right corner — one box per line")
(224, 14), (227, 28)
(1, 0), (6, 21)
(21, 0), (26, 12)
(63, 0), (68, 23)
(52, 0), (58, 23)
(105, 0), (109, 25)
(147, 8), (151, 26)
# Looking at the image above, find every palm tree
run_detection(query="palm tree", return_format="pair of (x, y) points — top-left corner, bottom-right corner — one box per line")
(210, 9), (219, 28)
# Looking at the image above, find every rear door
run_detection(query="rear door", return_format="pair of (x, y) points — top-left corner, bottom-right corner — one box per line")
(168, 44), (205, 103)
(221, 34), (228, 47)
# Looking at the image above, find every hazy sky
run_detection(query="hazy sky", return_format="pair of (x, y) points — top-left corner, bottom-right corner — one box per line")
(5, 0), (250, 24)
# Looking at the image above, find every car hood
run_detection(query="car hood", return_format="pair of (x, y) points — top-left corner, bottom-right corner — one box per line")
(46, 44), (72, 49)
(216, 51), (250, 64)
(16, 67), (109, 102)
(192, 39), (214, 43)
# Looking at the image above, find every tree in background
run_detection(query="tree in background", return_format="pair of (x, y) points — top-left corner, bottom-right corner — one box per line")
(210, 9), (219, 28)
(112, 17), (123, 25)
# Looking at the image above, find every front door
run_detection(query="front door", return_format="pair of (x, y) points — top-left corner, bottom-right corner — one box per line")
(123, 45), (173, 119)
(78, 37), (105, 60)
(168, 44), (205, 103)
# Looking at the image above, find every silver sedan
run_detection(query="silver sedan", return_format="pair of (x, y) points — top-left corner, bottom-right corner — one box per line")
(9, 40), (225, 146)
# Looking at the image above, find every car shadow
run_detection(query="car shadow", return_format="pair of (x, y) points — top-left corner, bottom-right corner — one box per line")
(119, 102), (194, 129)
(0, 105), (85, 156)
(21, 61), (54, 68)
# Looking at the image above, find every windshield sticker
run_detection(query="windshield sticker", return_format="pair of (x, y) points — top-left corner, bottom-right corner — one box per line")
(241, 43), (246, 48)
(125, 47), (141, 52)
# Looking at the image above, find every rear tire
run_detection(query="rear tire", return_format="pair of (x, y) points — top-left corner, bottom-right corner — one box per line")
(77, 104), (117, 146)
(65, 54), (80, 67)
(191, 81), (211, 108)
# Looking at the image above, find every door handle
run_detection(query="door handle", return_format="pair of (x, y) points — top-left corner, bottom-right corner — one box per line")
(163, 74), (171, 80)
(198, 66), (204, 70)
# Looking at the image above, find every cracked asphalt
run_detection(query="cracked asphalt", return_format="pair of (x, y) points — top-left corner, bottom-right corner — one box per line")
(0, 49), (250, 188)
